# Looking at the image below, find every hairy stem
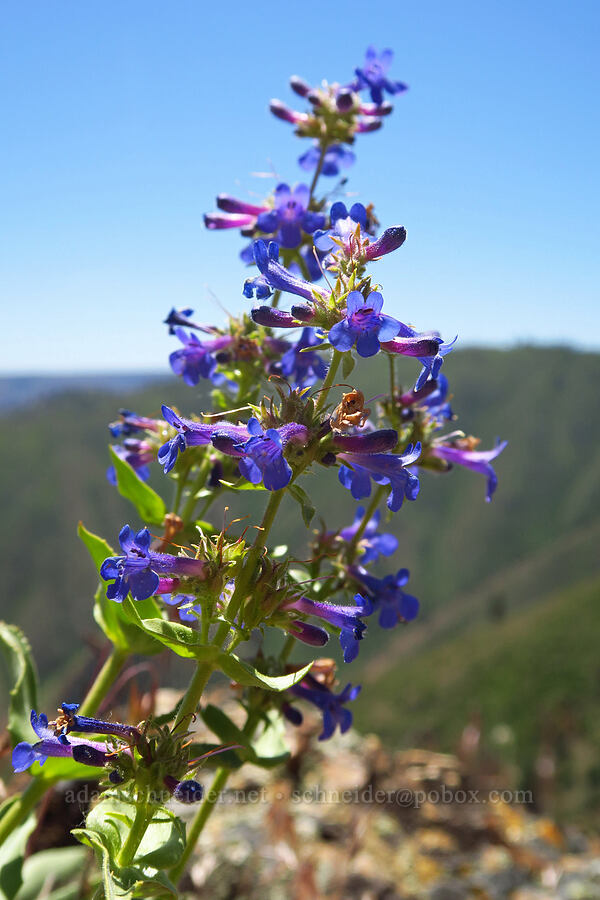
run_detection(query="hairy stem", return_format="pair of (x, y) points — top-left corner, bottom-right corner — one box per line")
(347, 486), (385, 563)
(117, 796), (151, 868)
(169, 713), (259, 884)
(78, 647), (129, 717)
(173, 660), (214, 733)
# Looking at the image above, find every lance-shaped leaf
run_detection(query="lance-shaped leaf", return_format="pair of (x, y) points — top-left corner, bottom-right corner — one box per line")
(123, 598), (218, 662)
(287, 483), (316, 528)
(0, 623), (39, 746)
(109, 446), (166, 525)
(219, 655), (313, 691)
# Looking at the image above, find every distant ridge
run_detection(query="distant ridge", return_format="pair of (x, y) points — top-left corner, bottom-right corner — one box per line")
(0, 373), (164, 412)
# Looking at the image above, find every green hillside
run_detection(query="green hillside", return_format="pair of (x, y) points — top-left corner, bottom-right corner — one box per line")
(1, 346), (599, 763)
(354, 575), (600, 823)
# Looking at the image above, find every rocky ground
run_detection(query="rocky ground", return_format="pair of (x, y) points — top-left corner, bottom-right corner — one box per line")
(166, 691), (600, 900)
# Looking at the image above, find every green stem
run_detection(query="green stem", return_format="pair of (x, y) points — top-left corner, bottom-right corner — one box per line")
(117, 797), (151, 868)
(214, 489), (285, 648)
(180, 458), (210, 524)
(78, 646), (128, 717)
(347, 486), (385, 563)
(314, 349), (343, 416)
(308, 143), (328, 203)
(0, 776), (60, 848)
(169, 713), (259, 885)
(280, 634), (296, 662)
(173, 661), (214, 733)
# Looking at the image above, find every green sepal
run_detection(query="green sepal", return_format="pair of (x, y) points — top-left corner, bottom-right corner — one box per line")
(0, 623), (39, 746)
(342, 352), (356, 378)
(287, 484), (316, 528)
(108, 447), (166, 526)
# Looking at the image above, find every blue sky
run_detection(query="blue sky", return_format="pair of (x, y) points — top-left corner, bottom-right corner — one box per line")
(1, 0), (598, 372)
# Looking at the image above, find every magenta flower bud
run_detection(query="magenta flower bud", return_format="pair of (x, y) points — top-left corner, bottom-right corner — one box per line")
(269, 99), (308, 125)
(289, 75), (311, 97)
(288, 620), (329, 646)
(204, 212), (257, 230)
(356, 118), (383, 133)
(360, 101), (393, 116)
(336, 89), (355, 112)
(251, 306), (302, 328)
(364, 226), (407, 260)
(380, 334), (442, 358)
(398, 380), (439, 407)
(71, 744), (112, 767)
(216, 194), (267, 216)
(333, 429), (398, 454)
(290, 303), (316, 322)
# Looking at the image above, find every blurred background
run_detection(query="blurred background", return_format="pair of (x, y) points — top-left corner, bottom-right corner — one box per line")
(1, 0), (599, 852)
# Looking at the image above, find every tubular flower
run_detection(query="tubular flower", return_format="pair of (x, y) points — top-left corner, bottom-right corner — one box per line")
(204, 194), (269, 231)
(169, 329), (234, 387)
(398, 374), (453, 426)
(246, 239), (329, 303)
(298, 143), (356, 176)
(272, 327), (328, 389)
(338, 442), (421, 512)
(163, 775), (204, 803)
(54, 703), (141, 743)
(235, 419), (308, 491)
(12, 710), (109, 773)
(338, 506), (399, 564)
(107, 440), (155, 484)
(352, 46), (408, 105)
(284, 593), (372, 663)
(288, 676), (361, 740)
(286, 619), (330, 647)
(163, 307), (220, 335)
(329, 291), (400, 358)
(158, 405), (250, 473)
(108, 409), (161, 438)
(255, 183), (325, 249)
(430, 437), (508, 502)
(314, 201), (370, 255)
(350, 566), (419, 629)
(100, 525), (207, 602)
(382, 324), (457, 391)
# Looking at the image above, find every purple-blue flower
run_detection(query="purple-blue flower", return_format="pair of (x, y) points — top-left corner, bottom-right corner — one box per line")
(399, 374), (453, 427)
(382, 324), (457, 391)
(255, 183), (325, 249)
(350, 567), (419, 629)
(339, 506), (399, 565)
(108, 409), (161, 439)
(245, 240), (329, 303)
(272, 327), (328, 389)
(288, 676), (361, 740)
(430, 438), (508, 502)
(298, 143), (356, 177)
(55, 703), (141, 743)
(169, 329), (234, 388)
(235, 419), (308, 491)
(163, 308), (219, 336)
(353, 47), (408, 105)
(12, 710), (109, 773)
(107, 440), (154, 485)
(284, 594), (372, 663)
(158, 406), (250, 473)
(329, 291), (400, 358)
(338, 443), (421, 512)
(100, 525), (207, 603)
(164, 775), (204, 803)
(314, 201), (369, 255)
(163, 593), (202, 623)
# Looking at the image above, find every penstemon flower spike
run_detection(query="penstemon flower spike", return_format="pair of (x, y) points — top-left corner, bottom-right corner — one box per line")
(2, 47), (507, 894)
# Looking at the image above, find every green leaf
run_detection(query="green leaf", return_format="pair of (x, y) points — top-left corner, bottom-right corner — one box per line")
(219, 479), (267, 491)
(218, 655), (313, 692)
(0, 623), (39, 746)
(122, 599), (218, 661)
(201, 706), (249, 750)
(78, 522), (115, 572)
(287, 484), (316, 528)
(15, 847), (88, 900)
(342, 352), (356, 378)
(109, 447), (166, 525)
(0, 814), (36, 900)
(251, 710), (290, 768)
